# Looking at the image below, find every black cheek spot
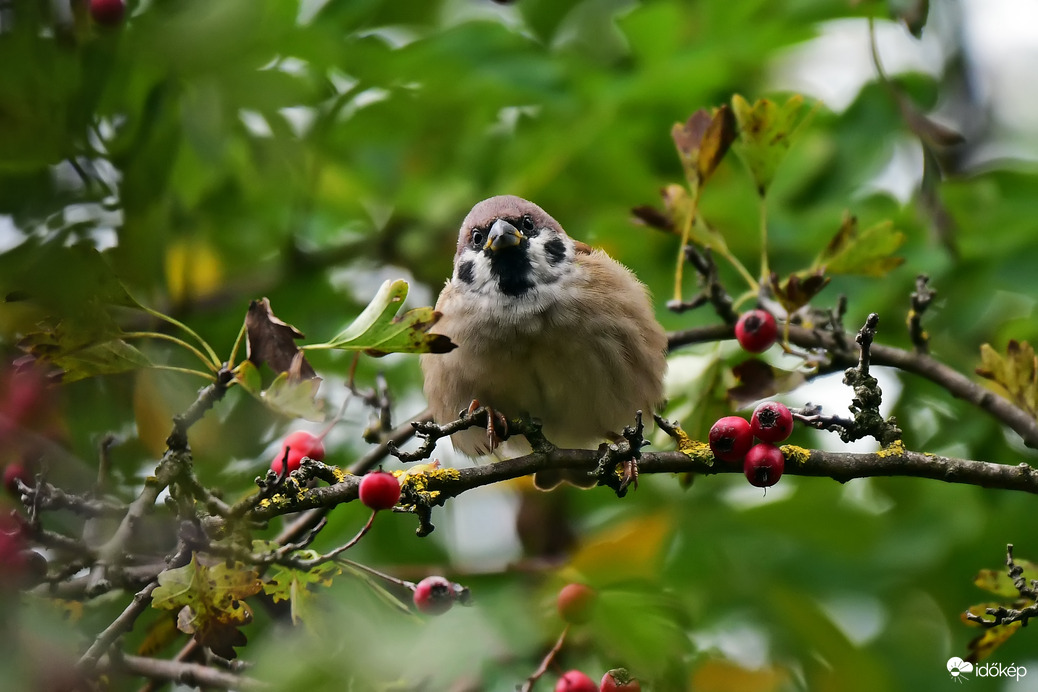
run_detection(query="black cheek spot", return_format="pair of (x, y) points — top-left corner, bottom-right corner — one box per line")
(544, 237), (567, 266)
(457, 260), (475, 284)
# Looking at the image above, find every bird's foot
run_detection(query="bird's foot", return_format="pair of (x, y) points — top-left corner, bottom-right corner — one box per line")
(465, 399), (508, 452)
(595, 411), (649, 497)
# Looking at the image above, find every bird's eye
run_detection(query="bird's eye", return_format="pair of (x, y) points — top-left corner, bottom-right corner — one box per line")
(470, 229), (485, 248)
(521, 215), (535, 232)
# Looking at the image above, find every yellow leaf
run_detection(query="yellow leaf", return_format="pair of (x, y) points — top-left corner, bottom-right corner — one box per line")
(165, 237), (224, 304)
(691, 660), (790, 692)
(568, 513), (672, 584)
(976, 340), (1038, 417)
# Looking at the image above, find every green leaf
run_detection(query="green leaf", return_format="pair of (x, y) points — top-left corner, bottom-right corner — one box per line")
(233, 359), (264, 394)
(151, 555), (261, 659)
(732, 94), (814, 197)
(264, 551), (342, 626)
(0, 243), (141, 314)
(19, 324), (152, 383)
(152, 555), (263, 619)
(315, 279), (454, 356)
(814, 215), (906, 277)
(235, 361), (325, 421)
(260, 371), (325, 422)
(976, 340), (1038, 418)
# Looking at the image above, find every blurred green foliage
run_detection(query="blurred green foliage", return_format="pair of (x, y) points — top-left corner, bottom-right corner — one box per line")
(2, 0), (1038, 690)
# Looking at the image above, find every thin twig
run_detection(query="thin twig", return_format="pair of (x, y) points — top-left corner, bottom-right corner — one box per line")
(520, 625), (570, 692)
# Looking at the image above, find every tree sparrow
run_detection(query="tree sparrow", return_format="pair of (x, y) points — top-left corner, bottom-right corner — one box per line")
(420, 196), (667, 489)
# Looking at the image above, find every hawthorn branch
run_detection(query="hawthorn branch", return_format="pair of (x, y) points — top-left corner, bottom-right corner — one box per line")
(77, 581), (160, 671)
(520, 625), (570, 692)
(78, 544), (192, 671)
(964, 544), (1038, 628)
(667, 323), (1038, 449)
(666, 246), (738, 323)
(232, 442), (1038, 535)
(97, 653), (267, 690)
(93, 368), (233, 586)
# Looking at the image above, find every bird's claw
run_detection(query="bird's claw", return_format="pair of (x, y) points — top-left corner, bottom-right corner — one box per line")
(466, 399), (508, 452)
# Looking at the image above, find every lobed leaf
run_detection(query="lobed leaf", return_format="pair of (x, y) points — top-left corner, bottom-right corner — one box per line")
(975, 340), (1038, 418)
(731, 94), (813, 197)
(234, 361), (325, 422)
(671, 105), (737, 188)
(20, 323), (152, 383)
(814, 214), (906, 277)
(962, 604), (1023, 662)
(152, 555), (262, 659)
(768, 270), (830, 314)
(264, 551), (342, 625)
(245, 297), (316, 379)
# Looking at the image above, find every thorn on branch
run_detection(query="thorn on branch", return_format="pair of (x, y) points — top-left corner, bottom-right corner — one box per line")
(908, 274), (936, 354)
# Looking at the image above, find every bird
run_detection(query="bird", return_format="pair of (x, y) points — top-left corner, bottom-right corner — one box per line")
(420, 195), (667, 489)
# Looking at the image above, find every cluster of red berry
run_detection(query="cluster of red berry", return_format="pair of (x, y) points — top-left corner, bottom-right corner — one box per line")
(709, 401), (792, 487)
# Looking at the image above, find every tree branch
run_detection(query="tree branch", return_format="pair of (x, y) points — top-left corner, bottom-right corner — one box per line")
(232, 442), (1038, 535)
(667, 323), (1038, 449)
(97, 653), (267, 690)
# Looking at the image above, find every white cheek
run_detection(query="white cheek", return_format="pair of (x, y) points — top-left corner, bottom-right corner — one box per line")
(447, 237), (583, 325)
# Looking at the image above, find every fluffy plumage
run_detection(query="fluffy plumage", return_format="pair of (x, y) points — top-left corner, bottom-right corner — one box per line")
(420, 195), (667, 489)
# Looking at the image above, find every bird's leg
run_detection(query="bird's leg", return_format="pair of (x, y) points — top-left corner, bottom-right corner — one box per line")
(619, 411), (649, 492)
(596, 411), (648, 496)
(465, 399), (508, 452)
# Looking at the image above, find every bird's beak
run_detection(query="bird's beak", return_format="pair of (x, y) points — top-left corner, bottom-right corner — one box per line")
(485, 219), (523, 252)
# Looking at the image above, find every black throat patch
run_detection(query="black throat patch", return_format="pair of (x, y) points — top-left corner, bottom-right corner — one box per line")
(488, 245), (535, 297)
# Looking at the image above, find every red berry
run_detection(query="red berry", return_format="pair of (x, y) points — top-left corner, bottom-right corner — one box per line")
(750, 401), (793, 443)
(735, 309), (778, 353)
(557, 582), (597, 624)
(358, 471), (401, 511)
(556, 670), (596, 692)
(3, 463), (32, 496)
(600, 669), (641, 691)
(89, 0), (126, 26)
(413, 576), (455, 615)
(708, 416), (753, 463)
(743, 443), (784, 488)
(270, 430), (325, 474)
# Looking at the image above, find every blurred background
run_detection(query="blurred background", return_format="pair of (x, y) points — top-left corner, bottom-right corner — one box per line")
(2, 0), (1038, 689)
